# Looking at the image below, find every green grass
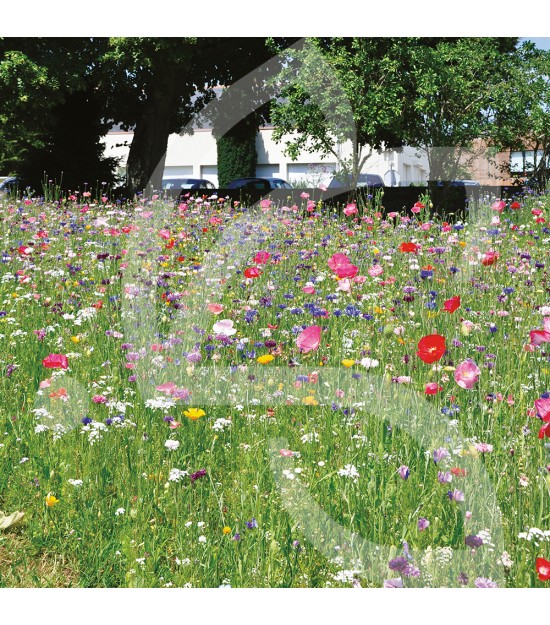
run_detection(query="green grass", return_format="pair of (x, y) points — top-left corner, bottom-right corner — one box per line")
(0, 191), (549, 587)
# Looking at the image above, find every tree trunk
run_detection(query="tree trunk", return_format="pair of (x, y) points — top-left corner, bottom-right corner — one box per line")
(125, 76), (179, 196)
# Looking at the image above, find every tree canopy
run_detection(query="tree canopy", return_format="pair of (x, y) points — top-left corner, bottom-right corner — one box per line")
(0, 37), (548, 195)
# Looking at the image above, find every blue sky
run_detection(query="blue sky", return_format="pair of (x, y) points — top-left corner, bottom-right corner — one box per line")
(521, 37), (550, 50)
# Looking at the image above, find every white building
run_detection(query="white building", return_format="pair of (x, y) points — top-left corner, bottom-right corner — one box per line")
(102, 125), (429, 187)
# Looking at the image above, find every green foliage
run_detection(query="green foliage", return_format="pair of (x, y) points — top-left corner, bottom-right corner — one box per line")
(216, 116), (258, 187)
(0, 38), (118, 189)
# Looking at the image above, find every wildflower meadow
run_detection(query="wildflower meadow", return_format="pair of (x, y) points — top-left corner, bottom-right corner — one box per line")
(0, 187), (549, 589)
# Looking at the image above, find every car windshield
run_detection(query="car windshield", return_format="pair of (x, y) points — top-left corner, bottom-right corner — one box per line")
(270, 179), (290, 189)
(162, 179), (204, 189)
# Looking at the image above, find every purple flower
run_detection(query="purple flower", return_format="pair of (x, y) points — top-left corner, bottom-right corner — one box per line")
(398, 465), (410, 480)
(438, 470), (452, 484)
(448, 489), (465, 502)
(232, 534), (241, 541)
(388, 556), (408, 572)
(465, 535), (483, 549)
(474, 577), (498, 588)
(190, 469), (207, 483)
(457, 572), (469, 586)
(402, 564), (420, 578)
(433, 447), (450, 463)
(186, 351), (202, 364)
(417, 517), (430, 531)
(383, 578), (404, 588)
(245, 517), (258, 529)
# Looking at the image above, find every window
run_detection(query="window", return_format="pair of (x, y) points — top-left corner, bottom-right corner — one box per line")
(511, 150), (546, 175)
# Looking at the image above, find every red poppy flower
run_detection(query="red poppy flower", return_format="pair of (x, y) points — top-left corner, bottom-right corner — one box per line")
(42, 354), (68, 369)
(244, 267), (262, 279)
(510, 201), (521, 210)
(450, 467), (468, 477)
(536, 557), (550, 581)
(443, 296), (461, 313)
(399, 242), (418, 253)
(539, 422), (550, 440)
(425, 382), (443, 395)
(481, 251), (499, 266)
(18, 245), (33, 255)
(416, 334), (446, 364)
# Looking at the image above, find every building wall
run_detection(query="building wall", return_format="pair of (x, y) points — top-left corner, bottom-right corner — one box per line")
(101, 126), (430, 187)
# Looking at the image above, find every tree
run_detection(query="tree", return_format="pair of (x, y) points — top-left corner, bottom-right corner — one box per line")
(209, 38), (298, 187)
(404, 37), (519, 182)
(0, 37), (118, 192)
(269, 38), (525, 185)
(268, 38), (420, 185)
(100, 38), (290, 195)
(490, 42), (550, 191)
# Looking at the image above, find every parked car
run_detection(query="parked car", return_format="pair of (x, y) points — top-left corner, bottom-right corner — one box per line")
(226, 177), (293, 191)
(449, 179), (481, 187)
(162, 178), (215, 191)
(328, 173), (384, 189)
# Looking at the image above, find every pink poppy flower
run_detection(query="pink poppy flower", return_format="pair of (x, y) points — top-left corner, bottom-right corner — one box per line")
(302, 285), (316, 294)
(335, 263), (358, 279)
(491, 200), (505, 213)
(254, 250), (271, 264)
(213, 319), (237, 336)
(328, 253), (351, 272)
(296, 325), (322, 353)
(280, 449), (295, 457)
(368, 265), (383, 277)
(344, 204), (358, 216)
(207, 303), (224, 315)
(454, 359), (481, 389)
(530, 318), (550, 345)
(156, 382), (176, 395)
(42, 354), (68, 369)
(336, 278), (352, 293)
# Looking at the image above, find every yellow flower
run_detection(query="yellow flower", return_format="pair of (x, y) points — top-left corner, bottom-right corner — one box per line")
(45, 493), (59, 507)
(342, 359), (355, 368)
(71, 336), (80, 343)
(183, 408), (206, 421)
(257, 354), (274, 364)
(222, 526), (231, 535)
(372, 247), (380, 254)
(302, 395), (318, 406)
